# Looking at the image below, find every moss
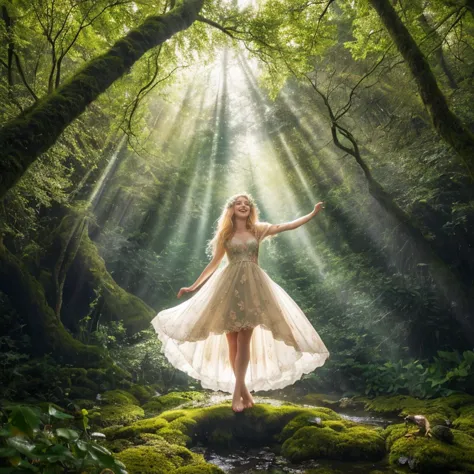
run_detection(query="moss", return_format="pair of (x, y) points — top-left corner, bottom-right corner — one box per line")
(103, 438), (134, 453)
(101, 389), (139, 406)
(389, 429), (474, 473)
(155, 427), (191, 446)
(208, 426), (233, 448)
(383, 423), (409, 450)
(128, 384), (157, 403)
(278, 408), (342, 442)
(325, 420), (347, 432)
(142, 391), (206, 415)
(452, 404), (474, 436)
(281, 425), (386, 463)
(116, 445), (178, 474)
(77, 233), (155, 334)
(116, 435), (209, 474)
(301, 393), (344, 408)
(103, 415), (169, 439)
(90, 403), (144, 426)
(173, 465), (225, 474)
(363, 394), (459, 425)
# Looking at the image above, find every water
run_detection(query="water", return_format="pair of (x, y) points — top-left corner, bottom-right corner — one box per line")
(192, 445), (396, 473)
(184, 390), (399, 473)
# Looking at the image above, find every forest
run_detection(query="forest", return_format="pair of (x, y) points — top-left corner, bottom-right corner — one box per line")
(0, 0), (474, 472)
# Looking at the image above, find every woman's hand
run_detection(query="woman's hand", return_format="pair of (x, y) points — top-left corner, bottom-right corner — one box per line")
(313, 201), (325, 215)
(177, 287), (194, 299)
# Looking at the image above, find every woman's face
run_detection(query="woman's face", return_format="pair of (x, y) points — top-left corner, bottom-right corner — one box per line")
(233, 195), (251, 219)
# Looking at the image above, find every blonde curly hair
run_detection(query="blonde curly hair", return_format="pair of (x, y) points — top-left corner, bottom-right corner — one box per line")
(207, 192), (260, 257)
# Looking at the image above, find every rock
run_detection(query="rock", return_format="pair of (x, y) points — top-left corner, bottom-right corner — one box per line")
(431, 425), (454, 444)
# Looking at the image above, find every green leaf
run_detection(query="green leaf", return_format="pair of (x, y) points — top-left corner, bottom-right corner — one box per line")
(0, 447), (17, 457)
(5, 437), (36, 458)
(9, 406), (40, 437)
(462, 351), (474, 364)
(48, 405), (73, 420)
(55, 428), (79, 440)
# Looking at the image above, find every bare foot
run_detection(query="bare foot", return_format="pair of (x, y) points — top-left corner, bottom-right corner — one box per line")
(232, 389), (244, 412)
(241, 386), (254, 408)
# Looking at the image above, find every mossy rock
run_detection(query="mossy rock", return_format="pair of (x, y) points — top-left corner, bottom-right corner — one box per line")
(103, 438), (134, 453)
(128, 384), (157, 403)
(116, 445), (180, 474)
(142, 391), (207, 415)
(363, 394), (463, 425)
(301, 393), (340, 407)
(383, 423), (410, 450)
(103, 415), (169, 439)
(173, 466), (225, 474)
(452, 404), (474, 436)
(90, 403), (144, 426)
(278, 408), (342, 442)
(156, 427), (191, 446)
(208, 426), (233, 448)
(115, 437), (213, 474)
(389, 429), (474, 473)
(281, 425), (385, 463)
(100, 389), (140, 406)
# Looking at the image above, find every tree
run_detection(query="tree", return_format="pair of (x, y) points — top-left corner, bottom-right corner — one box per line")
(0, 0), (204, 199)
(368, 0), (474, 177)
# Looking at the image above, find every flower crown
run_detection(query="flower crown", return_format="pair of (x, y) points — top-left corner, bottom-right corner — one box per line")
(226, 193), (256, 209)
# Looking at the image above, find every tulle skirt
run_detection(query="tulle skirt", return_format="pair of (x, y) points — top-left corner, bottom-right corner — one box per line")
(151, 261), (329, 393)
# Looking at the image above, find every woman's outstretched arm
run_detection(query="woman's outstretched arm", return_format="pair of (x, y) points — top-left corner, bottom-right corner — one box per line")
(266, 202), (325, 237)
(177, 243), (226, 298)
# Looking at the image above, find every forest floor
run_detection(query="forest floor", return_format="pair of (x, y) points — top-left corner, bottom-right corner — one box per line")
(80, 384), (474, 473)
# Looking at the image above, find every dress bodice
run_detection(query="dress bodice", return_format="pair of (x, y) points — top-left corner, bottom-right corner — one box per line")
(224, 234), (259, 265)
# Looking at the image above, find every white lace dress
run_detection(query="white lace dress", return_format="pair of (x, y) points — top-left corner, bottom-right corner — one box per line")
(151, 223), (329, 393)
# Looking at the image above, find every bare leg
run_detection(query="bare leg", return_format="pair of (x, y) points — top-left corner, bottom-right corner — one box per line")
(226, 332), (254, 409)
(232, 327), (254, 412)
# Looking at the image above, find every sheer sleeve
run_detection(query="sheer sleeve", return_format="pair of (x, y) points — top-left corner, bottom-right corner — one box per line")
(254, 221), (273, 242)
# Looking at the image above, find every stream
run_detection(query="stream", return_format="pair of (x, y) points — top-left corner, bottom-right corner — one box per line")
(186, 389), (400, 473)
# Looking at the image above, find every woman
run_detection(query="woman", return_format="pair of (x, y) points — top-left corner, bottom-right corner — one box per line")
(152, 193), (329, 412)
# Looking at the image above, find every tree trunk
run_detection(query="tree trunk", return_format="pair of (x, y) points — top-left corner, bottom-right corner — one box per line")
(0, 239), (108, 366)
(0, 0), (204, 199)
(368, 0), (474, 176)
(53, 211), (155, 334)
(417, 12), (458, 90)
